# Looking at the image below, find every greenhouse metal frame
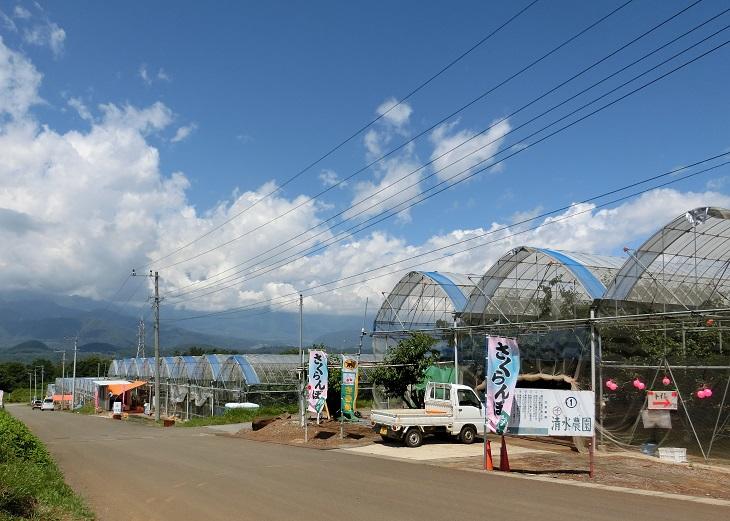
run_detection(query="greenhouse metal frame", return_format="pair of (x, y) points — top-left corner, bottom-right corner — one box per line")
(370, 207), (730, 460)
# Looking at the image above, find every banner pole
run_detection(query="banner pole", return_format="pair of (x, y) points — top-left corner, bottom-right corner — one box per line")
(483, 333), (488, 471)
(589, 307), (596, 478)
(589, 437), (595, 478)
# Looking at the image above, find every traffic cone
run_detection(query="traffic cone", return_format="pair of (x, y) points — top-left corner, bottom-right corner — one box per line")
(485, 439), (494, 471)
(499, 435), (510, 472)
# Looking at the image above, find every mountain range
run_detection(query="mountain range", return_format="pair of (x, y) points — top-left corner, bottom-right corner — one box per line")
(0, 291), (372, 362)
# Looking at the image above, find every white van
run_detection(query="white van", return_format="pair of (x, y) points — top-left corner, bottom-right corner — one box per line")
(41, 397), (55, 411)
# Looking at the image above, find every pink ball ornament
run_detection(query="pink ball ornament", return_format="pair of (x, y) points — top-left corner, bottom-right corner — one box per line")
(605, 379), (616, 390)
(637, 382), (646, 390)
(662, 376), (671, 386)
(609, 382), (618, 391)
(633, 378), (644, 389)
(697, 389), (707, 399)
(704, 388), (713, 398)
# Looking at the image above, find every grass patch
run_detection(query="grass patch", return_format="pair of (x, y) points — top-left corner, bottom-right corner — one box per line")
(74, 404), (95, 416)
(179, 403), (299, 428)
(0, 410), (93, 521)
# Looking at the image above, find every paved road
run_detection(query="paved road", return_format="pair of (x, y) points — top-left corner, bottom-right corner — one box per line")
(10, 405), (727, 521)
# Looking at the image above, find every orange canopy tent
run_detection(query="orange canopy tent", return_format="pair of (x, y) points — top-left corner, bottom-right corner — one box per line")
(106, 380), (147, 396)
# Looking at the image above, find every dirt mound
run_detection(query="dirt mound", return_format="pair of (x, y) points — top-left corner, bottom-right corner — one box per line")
(241, 415), (379, 449)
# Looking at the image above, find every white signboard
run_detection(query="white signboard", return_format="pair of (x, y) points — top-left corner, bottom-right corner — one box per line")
(647, 390), (678, 410)
(507, 389), (594, 437)
(642, 409), (672, 429)
(0, 389), (4, 408)
(112, 401), (122, 414)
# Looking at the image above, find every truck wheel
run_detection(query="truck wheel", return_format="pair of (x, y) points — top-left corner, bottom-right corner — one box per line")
(404, 428), (423, 448)
(459, 425), (477, 444)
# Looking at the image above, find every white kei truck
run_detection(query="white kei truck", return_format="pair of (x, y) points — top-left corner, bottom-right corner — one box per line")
(370, 382), (484, 448)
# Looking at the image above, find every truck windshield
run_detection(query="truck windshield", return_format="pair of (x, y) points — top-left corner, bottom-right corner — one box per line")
(458, 390), (481, 408)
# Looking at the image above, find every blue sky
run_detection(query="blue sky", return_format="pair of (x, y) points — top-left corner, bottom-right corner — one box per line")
(15, 1), (730, 231)
(1, 0), (729, 313)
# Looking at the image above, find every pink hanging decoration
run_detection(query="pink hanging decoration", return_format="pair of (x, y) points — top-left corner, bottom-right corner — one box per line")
(609, 382), (618, 391)
(633, 378), (644, 389)
(605, 379), (616, 390)
(705, 388), (713, 397)
(637, 382), (646, 390)
(662, 376), (671, 386)
(697, 389), (707, 399)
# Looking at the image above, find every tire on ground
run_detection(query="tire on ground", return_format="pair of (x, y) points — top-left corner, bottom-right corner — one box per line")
(459, 425), (477, 444)
(403, 427), (423, 448)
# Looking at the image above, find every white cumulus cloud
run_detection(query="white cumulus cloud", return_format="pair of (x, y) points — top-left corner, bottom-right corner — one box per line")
(0, 36), (728, 317)
(376, 97), (412, 128)
(0, 36), (42, 119)
(171, 123), (197, 143)
(13, 6), (31, 19)
(430, 118), (511, 183)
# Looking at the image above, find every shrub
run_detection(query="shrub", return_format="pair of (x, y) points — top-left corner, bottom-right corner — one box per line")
(0, 412), (51, 466)
(0, 410), (92, 520)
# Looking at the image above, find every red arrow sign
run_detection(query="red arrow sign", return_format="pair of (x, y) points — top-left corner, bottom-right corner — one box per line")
(647, 390), (678, 410)
(651, 399), (671, 407)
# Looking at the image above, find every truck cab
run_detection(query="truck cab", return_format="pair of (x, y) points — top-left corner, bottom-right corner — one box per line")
(371, 382), (484, 447)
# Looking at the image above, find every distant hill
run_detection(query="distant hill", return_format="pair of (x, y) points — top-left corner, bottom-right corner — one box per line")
(0, 291), (374, 361)
(312, 329), (373, 353)
(0, 339), (54, 362)
(8, 340), (52, 354)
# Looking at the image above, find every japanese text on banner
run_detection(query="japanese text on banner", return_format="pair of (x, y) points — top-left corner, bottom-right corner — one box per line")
(307, 350), (328, 413)
(486, 336), (520, 435)
(341, 356), (358, 419)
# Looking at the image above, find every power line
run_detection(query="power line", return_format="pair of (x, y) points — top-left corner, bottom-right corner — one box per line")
(162, 158), (730, 322)
(167, 28), (730, 302)
(168, 9), (726, 299)
(140, 0), (543, 270)
(150, 0), (637, 272)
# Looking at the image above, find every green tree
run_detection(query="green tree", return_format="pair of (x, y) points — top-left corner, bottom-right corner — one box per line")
(371, 332), (439, 408)
(0, 362), (28, 392)
(73, 356), (112, 377)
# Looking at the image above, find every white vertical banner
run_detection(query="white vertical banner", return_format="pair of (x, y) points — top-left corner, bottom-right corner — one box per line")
(486, 336), (520, 434)
(307, 350), (328, 413)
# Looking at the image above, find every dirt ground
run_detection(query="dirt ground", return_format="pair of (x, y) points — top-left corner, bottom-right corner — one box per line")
(438, 437), (730, 501)
(240, 414), (380, 448)
(240, 416), (730, 501)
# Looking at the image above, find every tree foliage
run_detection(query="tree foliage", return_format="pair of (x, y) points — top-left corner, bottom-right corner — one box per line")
(371, 332), (439, 408)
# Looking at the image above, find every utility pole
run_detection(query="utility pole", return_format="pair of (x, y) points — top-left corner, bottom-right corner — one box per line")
(132, 269), (161, 422)
(33, 368), (37, 400)
(55, 351), (66, 410)
(153, 271), (161, 422)
(28, 372), (32, 403)
(40, 366), (44, 398)
(70, 337), (78, 408)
